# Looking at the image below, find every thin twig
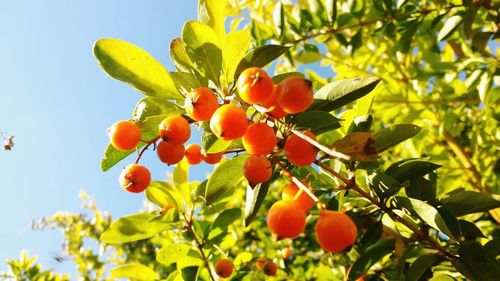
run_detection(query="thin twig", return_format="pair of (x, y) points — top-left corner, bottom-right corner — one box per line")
(274, 157), (321, 203)
(134, 136), (160, 164)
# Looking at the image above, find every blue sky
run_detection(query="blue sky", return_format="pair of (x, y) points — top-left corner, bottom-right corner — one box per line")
(0, 0), (205, 274)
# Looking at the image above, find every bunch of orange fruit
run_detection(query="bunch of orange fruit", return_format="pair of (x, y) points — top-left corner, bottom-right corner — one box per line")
(107, 66), (358, 269)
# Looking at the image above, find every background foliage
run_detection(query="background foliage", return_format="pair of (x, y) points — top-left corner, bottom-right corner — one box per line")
(2, 0), (499, 280)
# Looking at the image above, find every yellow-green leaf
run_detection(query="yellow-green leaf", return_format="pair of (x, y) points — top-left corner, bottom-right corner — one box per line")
(110, 263), (159, 281)
(93, 38), (183, 100)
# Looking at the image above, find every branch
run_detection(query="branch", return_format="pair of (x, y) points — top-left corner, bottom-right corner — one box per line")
(274, 158), (321, 203)
(315, 161), (454, 259)
(134, 136), (160, 164)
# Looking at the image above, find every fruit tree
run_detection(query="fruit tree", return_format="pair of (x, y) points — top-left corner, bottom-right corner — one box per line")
(2, 0), (499, 280)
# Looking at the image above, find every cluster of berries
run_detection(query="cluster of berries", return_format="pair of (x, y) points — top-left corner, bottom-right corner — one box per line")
(106, 67), (357, 274)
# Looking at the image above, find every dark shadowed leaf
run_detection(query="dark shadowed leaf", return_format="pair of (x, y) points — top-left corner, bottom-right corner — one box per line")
(291, 111), (341, 135)
(181, 266), (199, 281)
(458, 220), (485, 240)
(405, 254), (442, 281)
(452, 241), (500, 281)
(374, 124), (421, 152)
(348, 239), (395, 280)
(386, 159), (441, 183)
(357, 221), (383, 253)
(244, 178), (272, 226)
(405, 176), (437, 204)
(309, 77), (381, 112)
(392, 197), (457, 241)
(369, 171), (403, 199)
(441, 189), (500, 216)
(348, 114), (373, 133)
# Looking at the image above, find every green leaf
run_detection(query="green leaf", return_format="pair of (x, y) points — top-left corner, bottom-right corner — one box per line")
(145, 181), (183, 210)
(405, 176), (437, 203)
(272, 72), (304, 84)
(198, 0), (226, 40)
(181, 266), (199, 281)
(101, 115), (164, 172)
(458, 220), (485, 240)
(223, 30), (251, 83)
(348, 239), (395, 281)
(386, 160), (441, 183)
(398, 20), (419, 53)
(484, 239), (500, 257)
(169, 71), (207, 96)
(309, 77), (381, 112)
(326, 0), (337, 23)
(405, 254), (442, 281)
(244, 181), (271, 226)
(182, 21), (222, 84)
(290, 111), (341, 135)
(170, 38), (194, 72)
(348, 114), (373, 133)
(212, 208), (242, 230)
(441, 189), (500, 216)
(452, 241), (500, 281)
(174, 159), (191, 208)
(202, 130), (232, 153)
(94, 38), (182, 100)
(205, 154), (249, 204)
(157, 243), (192, 265)
(110, 263), (159, 281)
(133, 97), (184, 122)
(374, 124), (421, 152)
(369, 171), (403, 199)
(392, 197), (458, 241)
(357, 221), (383, 253)
(295, 44), (323, 64)
(100, 213), (168, 244)
(437, 15), (463, 41)
(234, 45), (290, 79)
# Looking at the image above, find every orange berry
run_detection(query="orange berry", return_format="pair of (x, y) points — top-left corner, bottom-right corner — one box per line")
(277, 77), (313, 114)
(255, 258), (266, 270)
(267, 200), (306, 239)
(215, 259), (233, 278)
(237, 67), (274, 104)
(261, 85), (288, 119)
(201, 150), (223, 164)
(210, 104), (248, 141)
(244, 155), (273, 185)
(263, 261), (277, 276)
(282, 183), (315, 212)
(185, 87), (219, 121)
(185, 144), (202, 165)
(282, 247), (293, 259)
(242, 123), (277, 155)
(315, 210), (358, 253)
(119, 164), (151, 193)
(156, 141), (185, 165)
(108, 120), (141, 151)
(158, 115), (190, 144)
(284, 131), (317, 166)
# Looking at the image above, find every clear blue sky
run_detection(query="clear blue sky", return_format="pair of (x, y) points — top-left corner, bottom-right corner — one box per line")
(0, 0), (206, 274)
